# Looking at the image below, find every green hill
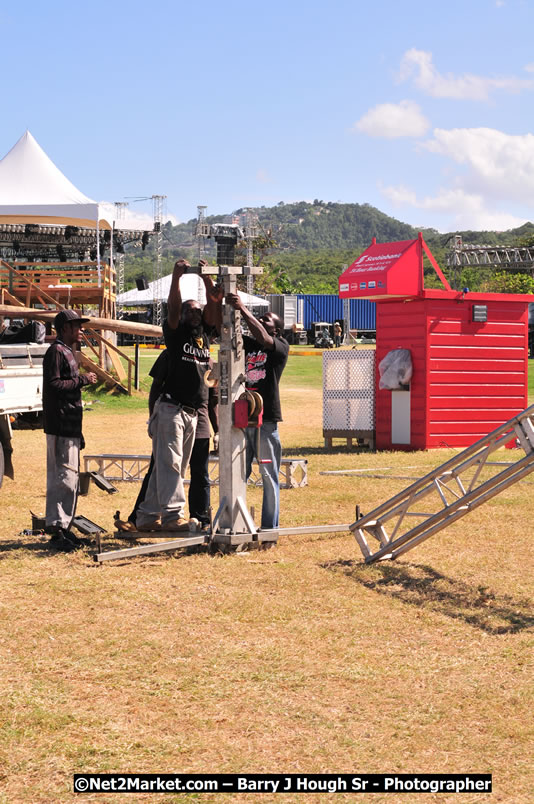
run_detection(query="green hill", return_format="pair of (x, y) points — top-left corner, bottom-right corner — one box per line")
(122, 201), (534, 295)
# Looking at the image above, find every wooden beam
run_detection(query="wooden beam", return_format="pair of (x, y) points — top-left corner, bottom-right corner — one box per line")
(0, 305), (162, 338)
(1, 290), (25, 307)
(78, 351), (127, 393)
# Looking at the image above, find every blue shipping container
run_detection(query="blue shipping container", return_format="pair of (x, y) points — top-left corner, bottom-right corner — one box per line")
(295, 294), (376, 331)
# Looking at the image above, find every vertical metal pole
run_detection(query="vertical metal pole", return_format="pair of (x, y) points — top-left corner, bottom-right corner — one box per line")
(96, 217), (101, 288)
(213, 273), (256, 538)
(134, 342), (140, 391)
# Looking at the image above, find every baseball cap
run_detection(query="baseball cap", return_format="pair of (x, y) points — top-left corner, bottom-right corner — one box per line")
(54, 309), (90, 331)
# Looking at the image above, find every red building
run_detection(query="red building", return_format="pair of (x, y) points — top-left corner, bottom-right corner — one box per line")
(339, 234), (532, 450)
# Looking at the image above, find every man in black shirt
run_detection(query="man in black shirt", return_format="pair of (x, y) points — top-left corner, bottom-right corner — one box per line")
(136, 260), (221, 531)
(116, 349), (218, 533)
(42, 309), (97, 551)
(226, 293), (289, 529)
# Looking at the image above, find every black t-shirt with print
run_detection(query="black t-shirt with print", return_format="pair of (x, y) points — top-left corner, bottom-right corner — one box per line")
(162, 320), (211, 410)
(243, 334), (289, 422)
(149, 347), (215, 437)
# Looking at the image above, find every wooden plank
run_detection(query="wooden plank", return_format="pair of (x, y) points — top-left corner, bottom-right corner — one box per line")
(429, 346), (525, 358)
(429, 383), (525, 396)
(429, 421), (517, 434)
(78, 351), (125, 392)
(0, 290), (25, 307)
(429, 371), (525, 384)
(427, 320), (525, 335)
(429, 333), (525, 347)
(429, 396), (526, 409)
(429, 409), (522, 422)
(104, 343), (127, 380)
(431, 359), (525, 372)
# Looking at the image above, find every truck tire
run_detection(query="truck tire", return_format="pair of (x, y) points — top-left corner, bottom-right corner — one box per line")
(0, 442), (4, 489)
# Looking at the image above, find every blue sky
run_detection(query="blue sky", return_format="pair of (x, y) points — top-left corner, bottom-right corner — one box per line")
(1, 0), (534, 232)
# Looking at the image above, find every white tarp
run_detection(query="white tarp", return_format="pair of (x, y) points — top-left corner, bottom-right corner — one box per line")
(117, 273), (269, 308)
(0, 131), (99, 223)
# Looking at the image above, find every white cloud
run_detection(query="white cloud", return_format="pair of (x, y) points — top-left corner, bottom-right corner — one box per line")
(98, 201), (180, 230)
(398, 48), (534, 100)
(423, 127), (534, 202)
(354, 100), (430, 138)
(381, 183), (528, 231)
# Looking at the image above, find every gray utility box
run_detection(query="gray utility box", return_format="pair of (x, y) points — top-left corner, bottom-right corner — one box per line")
(323, 350), (375, 449)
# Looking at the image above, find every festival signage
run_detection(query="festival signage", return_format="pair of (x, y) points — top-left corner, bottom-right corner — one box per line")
(339, 238), (423, 300)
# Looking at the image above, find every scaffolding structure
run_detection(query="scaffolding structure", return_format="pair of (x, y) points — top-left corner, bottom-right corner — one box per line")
(114, 201), (128, 317)
(244, 208), (259, 295)
(447, 235), (534, 288)
(152, 194), (166, 328)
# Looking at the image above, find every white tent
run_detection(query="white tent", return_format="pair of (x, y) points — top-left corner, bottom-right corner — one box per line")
(117, 273), (268, 308)
(0, 130), (100, 226)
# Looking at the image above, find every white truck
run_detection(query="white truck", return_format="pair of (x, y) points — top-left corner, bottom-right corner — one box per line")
(0, 342), (48, 486)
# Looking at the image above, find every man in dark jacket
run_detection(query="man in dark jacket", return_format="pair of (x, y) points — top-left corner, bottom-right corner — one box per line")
(43, 309), (97, 551)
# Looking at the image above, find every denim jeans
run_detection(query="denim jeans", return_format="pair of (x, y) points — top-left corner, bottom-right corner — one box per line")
(245, 421), (281, 529)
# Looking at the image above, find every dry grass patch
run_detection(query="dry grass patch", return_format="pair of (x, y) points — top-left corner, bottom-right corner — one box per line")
(0, 373), (533, 803)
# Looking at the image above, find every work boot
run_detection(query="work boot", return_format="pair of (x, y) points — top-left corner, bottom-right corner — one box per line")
(165, 518), (190, 532)
(136, 519), (162, 532)
(115, 518), (138, 533)
(65, 531), (92, 547)
(48, 529), (83, 553)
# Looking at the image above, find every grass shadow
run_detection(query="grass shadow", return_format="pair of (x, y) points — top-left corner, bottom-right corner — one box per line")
(284, 445), (373, 457)
(0, 537), (83, 558)
(322, 559), (534, 635)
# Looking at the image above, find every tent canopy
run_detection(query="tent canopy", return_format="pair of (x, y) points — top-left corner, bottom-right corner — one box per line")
(118, 273), (268, 308)
(0, 130), (100, 225)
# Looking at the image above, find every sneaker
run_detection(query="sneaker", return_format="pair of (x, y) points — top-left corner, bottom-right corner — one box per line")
(136, 519), (162, 532)
(115, 518), (138, 533)
(164, 518), (190, 532)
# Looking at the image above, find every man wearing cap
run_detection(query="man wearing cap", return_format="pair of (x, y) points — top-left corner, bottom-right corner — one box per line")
(225, 294), (289, 530)
(42, 309), (97, 551)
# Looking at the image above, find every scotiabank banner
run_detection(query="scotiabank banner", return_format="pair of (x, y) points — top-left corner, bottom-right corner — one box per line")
(339, 238), (422, 299)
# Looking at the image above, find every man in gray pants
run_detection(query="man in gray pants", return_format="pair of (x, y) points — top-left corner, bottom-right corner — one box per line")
(136, 259), (222, 532)
(43, 309), (97, 551)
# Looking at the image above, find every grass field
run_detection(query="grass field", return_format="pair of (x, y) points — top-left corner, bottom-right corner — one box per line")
(1, 351), (533, 803)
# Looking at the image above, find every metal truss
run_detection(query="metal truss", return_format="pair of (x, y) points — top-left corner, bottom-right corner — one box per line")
(447, 236), (534, 286)
(351, 404), (534, 563)
(83, 453), (308, 489)
(152, 194), (166, 328)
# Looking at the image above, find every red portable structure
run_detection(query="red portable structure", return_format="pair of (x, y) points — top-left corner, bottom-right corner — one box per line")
(339, 234), (532, 450)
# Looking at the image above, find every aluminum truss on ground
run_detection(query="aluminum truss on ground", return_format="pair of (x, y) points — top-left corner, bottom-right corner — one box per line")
(83, 453), (308, 488)
(351, 404), (534, 563)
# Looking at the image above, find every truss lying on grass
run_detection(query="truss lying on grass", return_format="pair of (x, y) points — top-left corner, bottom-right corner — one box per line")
(351, 404), (534, 564)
